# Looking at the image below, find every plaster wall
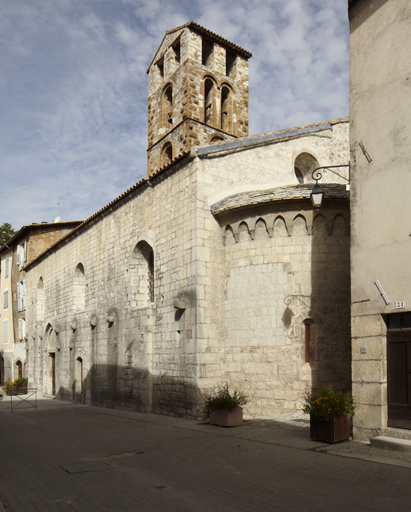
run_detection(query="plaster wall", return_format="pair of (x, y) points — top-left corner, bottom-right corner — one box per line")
(349, 0), (411, 438)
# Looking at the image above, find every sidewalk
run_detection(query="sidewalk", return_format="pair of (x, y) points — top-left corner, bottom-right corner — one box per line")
(0, 394), (410, 511)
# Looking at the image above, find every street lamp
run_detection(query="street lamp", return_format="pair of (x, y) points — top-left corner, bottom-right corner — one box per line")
(310, 165), (350, 210)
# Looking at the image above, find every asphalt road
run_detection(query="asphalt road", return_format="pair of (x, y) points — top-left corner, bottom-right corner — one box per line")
(0, 396), (410, 511)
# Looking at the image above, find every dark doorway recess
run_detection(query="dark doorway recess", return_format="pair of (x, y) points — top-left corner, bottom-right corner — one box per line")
(386, 312), (411, 429)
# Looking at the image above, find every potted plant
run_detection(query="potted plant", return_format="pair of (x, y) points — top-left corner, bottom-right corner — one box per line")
(203, 383), (248, 427)
(3, 378), (28, 396)
(302, 385), (355, 443)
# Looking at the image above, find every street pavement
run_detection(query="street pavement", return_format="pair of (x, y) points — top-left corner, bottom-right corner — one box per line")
(0, 394), (411, 511)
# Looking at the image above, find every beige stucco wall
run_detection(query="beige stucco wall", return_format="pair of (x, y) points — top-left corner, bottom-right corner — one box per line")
(0, 248), (14, 382)
(350, 0), (411, 439)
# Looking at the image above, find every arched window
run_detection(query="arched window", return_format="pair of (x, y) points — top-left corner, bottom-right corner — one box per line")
(161, 142), (173, 168)
(16, 360), (23, 379)
(294, 153), (320, 184)
(204, 78), (215, 126)
(132, 241), (154, 304)
(221, 85), (232, 132)
(73, 263), (86, 311)
(37, 277), (45, 322)
(75, 357), (83, 394)
(162, 84), (173, 129)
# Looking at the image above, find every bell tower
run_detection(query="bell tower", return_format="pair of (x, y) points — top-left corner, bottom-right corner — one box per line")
(146, 22), (252, 177)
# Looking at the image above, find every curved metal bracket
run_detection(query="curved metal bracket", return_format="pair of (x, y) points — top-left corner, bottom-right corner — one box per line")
(312, 164), (350, 184)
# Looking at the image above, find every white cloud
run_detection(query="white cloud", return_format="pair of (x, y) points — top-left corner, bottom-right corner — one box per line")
(0, 0), (349, 230)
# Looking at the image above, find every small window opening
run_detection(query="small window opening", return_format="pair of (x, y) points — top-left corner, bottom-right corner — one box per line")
(202, 38), (213, 67)
(294, 153), (320, 184)
(172, 40), (180, 63)
(226, 51), (236, 77)
(161, 142), (173, 167)
(295, 167), (304, 184)
(221, 86), (231, 131)
(204, 79), (214, 126)
(163, 85), (173, 127)
(157, 59), (164, 77)
(303, 319), (313, 363)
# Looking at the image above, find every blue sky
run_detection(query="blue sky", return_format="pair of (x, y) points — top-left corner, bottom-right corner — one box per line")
(0, 0), (349, 229)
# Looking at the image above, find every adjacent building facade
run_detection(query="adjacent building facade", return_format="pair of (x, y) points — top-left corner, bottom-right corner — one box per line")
(0, 222), (81, 384)
(24, 23), (351, 418)
(349, 0), (411, 439)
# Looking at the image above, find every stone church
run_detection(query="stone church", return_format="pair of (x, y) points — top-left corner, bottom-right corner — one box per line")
(25, 22), (351, 418)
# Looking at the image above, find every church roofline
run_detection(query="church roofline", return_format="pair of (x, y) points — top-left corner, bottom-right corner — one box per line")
(147, 21), (252, 73)
(24, 116), (349, 270)
(0, 221), (83, 254)
(211, 184), (349, 216)
(196, 117), (349, 158)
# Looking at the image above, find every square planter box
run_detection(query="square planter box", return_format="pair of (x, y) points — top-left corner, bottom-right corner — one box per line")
(5, 384), (28, 396)
(310, 413), (351, 443)
(209, 407), (243, 427)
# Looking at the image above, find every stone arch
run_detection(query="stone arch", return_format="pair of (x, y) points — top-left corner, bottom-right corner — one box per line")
(161, 83), (173, 130)
(292, 214), (308, 236)
(238, 221), (251, 241)
(224, 225), (236, 245)
(75, 356), (83, 395)
(331, 214), (347, 236)
(161, 142), (173, 168)
(15, 359), (23, 379)
(294, 152), (320, 184)
(312, 214), (328, 239)
(210, 135), (225, 143)
(132, 240), (154, 304)
(73, 263), (86, 311)
(204, 76), (217, 126)
(254, 218), (269, 239)
(273, 216), (289, 237)
(44, 323), (56, 395)
(220, 84), (233, 132)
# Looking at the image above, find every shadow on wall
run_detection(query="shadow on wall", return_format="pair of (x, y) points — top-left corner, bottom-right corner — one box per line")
(309, 212), (351, 392)
(56, 364), (202, 418)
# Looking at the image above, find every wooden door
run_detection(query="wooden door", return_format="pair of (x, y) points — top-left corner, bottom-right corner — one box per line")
(387, 330), (411, 429)
(50, 353), (56, 396)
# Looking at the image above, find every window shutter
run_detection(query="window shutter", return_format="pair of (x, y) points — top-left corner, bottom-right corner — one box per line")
(22, 318), (26, 339)
(17, 282), (21, 310)
(23, 240), (27, 263)
(16, 245), (20, 264)
(5, 258), (9, 279)
(18, 318), (22, 339)
(4, 290), (8, 310)
(21, 280), (26, 310)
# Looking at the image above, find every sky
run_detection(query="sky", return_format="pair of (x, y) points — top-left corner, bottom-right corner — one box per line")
(0, 0), (349, 230)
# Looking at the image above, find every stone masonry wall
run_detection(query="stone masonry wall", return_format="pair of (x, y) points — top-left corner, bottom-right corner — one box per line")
(147, 26), (249, 176)
(26, 160), (203, 417)
(219, 207), (351, 416)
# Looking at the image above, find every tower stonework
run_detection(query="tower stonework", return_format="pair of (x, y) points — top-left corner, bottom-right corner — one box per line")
(147, 22), (252, 177)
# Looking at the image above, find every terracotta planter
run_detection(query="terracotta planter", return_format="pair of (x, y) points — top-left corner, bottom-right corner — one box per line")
(310, 413), (351, 443)
(209, 407), (243, 427)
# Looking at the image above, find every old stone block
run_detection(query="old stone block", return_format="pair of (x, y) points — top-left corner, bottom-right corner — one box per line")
(352, 359), (386, 383)
(351, 314), (386, 338)
(352, 336), (386, 360)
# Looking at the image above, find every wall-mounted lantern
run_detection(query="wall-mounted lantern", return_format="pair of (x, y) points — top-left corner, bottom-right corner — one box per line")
(310, 165), (350, 210)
